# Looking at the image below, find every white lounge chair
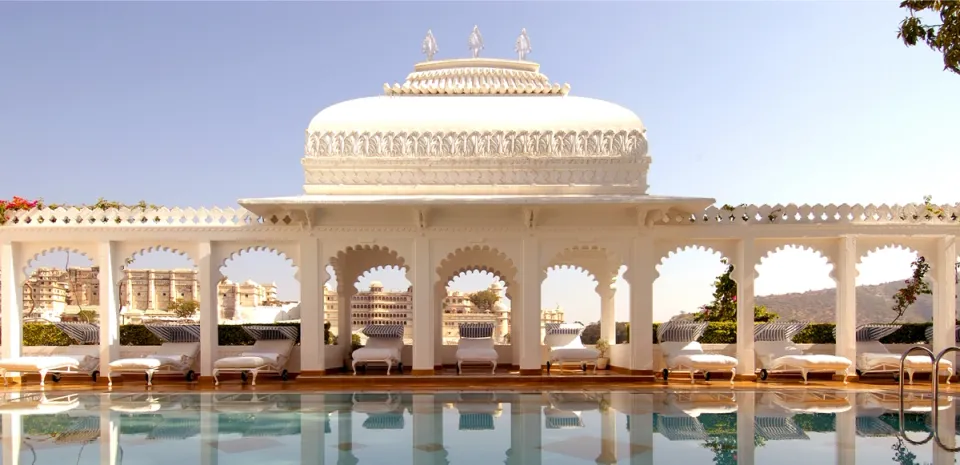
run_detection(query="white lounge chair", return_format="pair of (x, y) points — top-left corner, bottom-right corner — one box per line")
(657, 321), (737, 383)
(0, 323), (101, 386)
(353, 393), (406, 430)
(456, 393), (502, 431)
(455, 323), (498, 374)
(214, 325), (300, 386)
(0, 392), (80, 415)
(755, 322), (852, 384)
(351, 324), (404, 375)
(653, 392), (737, 441)
(544, 322), (599, 373)
(543, 393), (600, 429)
(107, 325), (201, 386)
(851, 324), (953, 384)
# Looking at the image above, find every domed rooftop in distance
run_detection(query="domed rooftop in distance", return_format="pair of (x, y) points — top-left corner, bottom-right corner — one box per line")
(239, 27), (713, 225)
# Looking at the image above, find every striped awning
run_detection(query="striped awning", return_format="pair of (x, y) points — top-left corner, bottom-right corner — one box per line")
(54, 323), (99, 344)
(361, 324), (404, 339)
(459, 413), (495, 431)
(655, 415), (708, 441)
(242, 325), (300, 341)
(856, 416), (898, 437)
(145, 324), (201, 343)
(545, 415), (584, 430)
(754, 322), (809, 342)
(54, 416), (101, 444)
(755, 417), (809, 441)
(362, 414), (405, 430)
(544, 322), (585, 336)
(657, 322), (707, 343)
(925, 325), (960, 343)
(832, 324), (902, 342)
(459, 323), (494, 338)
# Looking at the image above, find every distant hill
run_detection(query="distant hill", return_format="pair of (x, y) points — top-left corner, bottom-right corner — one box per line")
(754, 280), (957, 324)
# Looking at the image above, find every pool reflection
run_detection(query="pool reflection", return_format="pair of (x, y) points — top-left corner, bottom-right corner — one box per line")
(0, 390), (957, 464)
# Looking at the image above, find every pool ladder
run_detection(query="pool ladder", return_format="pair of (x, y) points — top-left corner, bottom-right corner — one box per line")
(896, 345), (960, 450)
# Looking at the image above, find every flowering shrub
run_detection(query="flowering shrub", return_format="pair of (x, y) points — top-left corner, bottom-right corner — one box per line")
(0, 197), (40, 225)
(0, 197), (162, 225)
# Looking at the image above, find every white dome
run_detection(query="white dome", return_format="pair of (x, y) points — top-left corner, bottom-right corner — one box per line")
(307, 95), (644, 135)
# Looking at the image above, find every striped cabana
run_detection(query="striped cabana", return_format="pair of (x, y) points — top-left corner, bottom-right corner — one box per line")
(242, 325), (300, 341)
(360, 324), (405, 339)
(925, 325), (960, 344)
(459, 413), (495, 431)
(53, 323), (99, 345)
(544, 410), (584, 429)
(831, 324), (902, 342)
(459, 322), (495, 339)
(362, 414), (405, 430)
(656, 322), (708, 343)
(655, 415), (709, 441)
(145, 324), (201, 343)
(754, 322), (809, 342)
(754, 416), (809, 441)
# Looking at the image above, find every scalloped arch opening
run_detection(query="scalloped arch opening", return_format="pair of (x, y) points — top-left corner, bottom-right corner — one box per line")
(755, 245), (836, 298)
(657, 245), (730, 271)
(218, 247), (300, 315)
(329, 245), (407, 293)
(23, 247), (96, 279)
(857, 245), (921, 288)
(436, 245), (519, 291)
(354, 265), (411, 293)
(125, 246), (197, 269)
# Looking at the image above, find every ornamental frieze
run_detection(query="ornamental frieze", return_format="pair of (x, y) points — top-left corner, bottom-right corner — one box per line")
(304, 129), (648, 158)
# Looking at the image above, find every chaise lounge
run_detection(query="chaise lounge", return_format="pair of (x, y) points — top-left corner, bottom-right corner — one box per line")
(544, 322), (599, 373)
(657, 321), (738, 383)
(754, 321), (853, 384)
(214, 325), (299, 386)
(107, 324), (201, 386)
(0, 323), (101, 386)
(351, 324), (405, 375)
(455, 322), (498, 374)
(852, 324), (952, 384)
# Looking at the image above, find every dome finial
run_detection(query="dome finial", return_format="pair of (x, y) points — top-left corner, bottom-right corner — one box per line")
(422, 29), (438, 61)
(516, 28), (531, 61)
(468, 25), (484, 58)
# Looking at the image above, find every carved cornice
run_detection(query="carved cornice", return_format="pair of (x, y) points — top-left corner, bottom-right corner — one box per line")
(383, 59), (571, 96)
(304, 129), (648, 159)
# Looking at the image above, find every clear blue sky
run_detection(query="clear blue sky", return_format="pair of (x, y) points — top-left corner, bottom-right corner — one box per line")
(3, 2), (957, 323)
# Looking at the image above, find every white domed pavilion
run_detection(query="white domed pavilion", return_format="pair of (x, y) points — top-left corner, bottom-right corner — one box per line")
(0, 28), (957, 384)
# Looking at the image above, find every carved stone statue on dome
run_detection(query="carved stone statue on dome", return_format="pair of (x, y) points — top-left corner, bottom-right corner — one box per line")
(515, 28), (531, 61)
(468, 25), (484, 58)
(422, 29), (438, 61)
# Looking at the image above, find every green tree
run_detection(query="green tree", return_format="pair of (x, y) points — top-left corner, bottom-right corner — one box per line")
(693, 259), (778, 323)
(468, 288), (500, 312)
(898, 0), (960, 75)
(167, 298), (199, 319)
(76, 309), (98, 323)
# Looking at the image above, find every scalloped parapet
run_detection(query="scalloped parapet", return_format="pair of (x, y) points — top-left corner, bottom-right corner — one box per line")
(383, 58), (570, 96)
(0, 203), (958, 228)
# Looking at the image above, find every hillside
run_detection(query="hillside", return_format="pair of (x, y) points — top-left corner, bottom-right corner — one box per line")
(755, 280), (958, 324)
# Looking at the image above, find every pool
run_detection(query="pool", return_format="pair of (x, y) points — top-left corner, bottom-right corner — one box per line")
(1, 389), (957, 464)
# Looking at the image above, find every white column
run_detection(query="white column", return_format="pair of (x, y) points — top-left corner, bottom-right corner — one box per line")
(933, 402), (957, 465)
(835, 396), (856, 465)
(520, 238), (542, 373)
(337, 286), (353, 360)
(932, 236), (958, 369)
(200, 392), (219, 465)
(834, 236), (857, 370)
(299, 237), (325, 375)
(301, 394), (326, 465)
(511, 288), (523, 368)
(197, 242), (220, 378)
(735, 392), (756, 465)
(507, 394), (542, 465)
(337, 407), (356, 464)
(98, 241), (121, 379)
(412, 394), (447, 465)
(628, 411), (653, 465)
(2, 414), (22, 465)
(435, 286), (444, 370)
(1, 241), (24, 362)
(599, 284), (616, 345)
(99, 409), (120, 465)
(412, 237), (435, 374)
(735, 239), (756, 377)
(629, 237), (655, 373)
(597, 401), (618, 465)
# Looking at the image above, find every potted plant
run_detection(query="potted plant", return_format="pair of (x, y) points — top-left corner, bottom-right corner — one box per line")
(595, 338), (610, 370)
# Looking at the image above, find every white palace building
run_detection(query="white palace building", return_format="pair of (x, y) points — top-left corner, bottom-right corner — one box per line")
(1, 29), (959, 381)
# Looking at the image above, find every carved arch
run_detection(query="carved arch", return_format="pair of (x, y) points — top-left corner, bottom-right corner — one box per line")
(754, 240), (837, 281)
(435, 245), (519, 300)
(857, 239), (932, 266)
(218, 243), (299, 281)
(120, 243), (198, 268)
(546, 245), (622, 293)
(329, 244), (406, 293)
(21, 244), (99, 280)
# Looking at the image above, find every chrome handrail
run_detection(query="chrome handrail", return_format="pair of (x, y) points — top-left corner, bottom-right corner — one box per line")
(898, 345), (936, 445)
(930, 347), (960, 451)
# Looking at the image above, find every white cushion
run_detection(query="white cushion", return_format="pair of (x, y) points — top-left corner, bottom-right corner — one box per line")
(755, 341), (804, 359)
(660, 341), (705, 358)
(0, 356), (81, 372)
(365, 338), (403, 350)
(155, 342), (200, 358)
(769, 354), (851, 371)
(859, 352), (953, 371)
(856, 341), (888, 355)
(252, 339), (295, 355)
(109, 355), (186, 370)
(668, 353), (738, 370)
(549, 347), (599, 362)
(215, 355), (279, 369)
(457, 348), (499, 363)
(352, 347), (401, 363)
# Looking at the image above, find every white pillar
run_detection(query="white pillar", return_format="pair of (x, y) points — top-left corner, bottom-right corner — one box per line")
(337, 407), (356, 464)
(520, 238), (542, 373)
(735, 239), (756, 377)
(299, 237), (326, 376)
(99, 409), (120, 465)
(301, 394), (326, 465)
(1, 414), (22, 465)
(507, 394), (542, 465)
(1, 241), (24, 362)
(628, 411), (653, 465)
(197, 242), (220, 378)
(932, 236), (958, 369)
(412, 237), (435, 374)
(337, 286), (353, 362)
(736, 392), (756, 465)
(933, 402), (957, 465)
(435, 286), (444, 370)
(597, 400), (618, 465)
(412, 394), (447, 465)
(599, 284), (616, 345)
(834, 236), (857, 370)
(200, 392), (219, 465)
(629, 237), (655, 373)
(835, 397), (855, 465)
(98, 241), (121, 379)
(511, 288), (523, 368)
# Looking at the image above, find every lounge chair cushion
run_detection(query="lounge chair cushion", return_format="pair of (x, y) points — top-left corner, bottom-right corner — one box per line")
(549, 347), (600, 362)
(768, 354), (851, 371)
(353, 337), (402, 363)
(109, 355), (186, 370)
(456, 338), (499, 363)
(0, 356), (83, 372)
(214, 354), (282, 369)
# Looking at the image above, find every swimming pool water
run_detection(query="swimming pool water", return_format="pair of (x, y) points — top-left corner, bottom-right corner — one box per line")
(1, 390), (957, 464)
